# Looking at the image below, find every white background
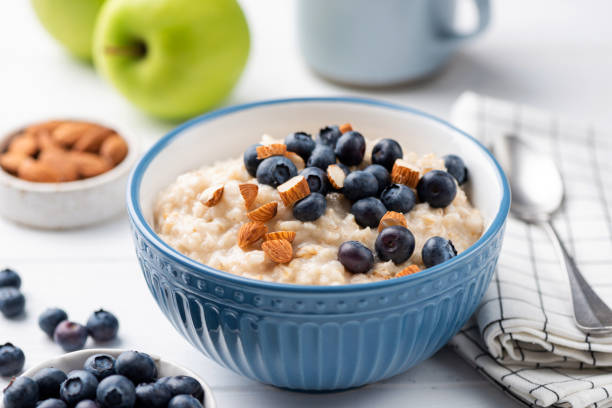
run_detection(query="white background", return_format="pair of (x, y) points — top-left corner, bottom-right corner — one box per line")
(1, 1), (611, 406)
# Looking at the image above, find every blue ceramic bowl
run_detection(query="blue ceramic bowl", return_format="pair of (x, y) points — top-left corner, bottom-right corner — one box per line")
(127, 97), (510, 390)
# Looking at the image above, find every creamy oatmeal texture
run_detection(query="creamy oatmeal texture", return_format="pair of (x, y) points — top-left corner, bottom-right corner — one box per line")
(154, 137), (483, 285)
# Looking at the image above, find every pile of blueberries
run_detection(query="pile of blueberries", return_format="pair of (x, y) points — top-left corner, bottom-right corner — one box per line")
(39, 307), (119, 352)
(0, 268), (26, 318)
(3, 350), (206, 408)
(244, 125), (468, 274)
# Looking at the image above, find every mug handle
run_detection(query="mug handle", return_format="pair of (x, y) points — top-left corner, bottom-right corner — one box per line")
(440, 0), (491, 42)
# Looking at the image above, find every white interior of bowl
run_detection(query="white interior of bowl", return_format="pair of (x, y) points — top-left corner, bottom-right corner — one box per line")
(12, 348), (215, 408)
(138, 101), (504, 239)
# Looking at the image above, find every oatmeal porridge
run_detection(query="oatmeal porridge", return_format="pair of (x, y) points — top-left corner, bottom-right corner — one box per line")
(154, 125), (483, 285)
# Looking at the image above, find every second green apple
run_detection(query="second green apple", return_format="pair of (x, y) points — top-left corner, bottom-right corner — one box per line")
(93, 0), (250, 120)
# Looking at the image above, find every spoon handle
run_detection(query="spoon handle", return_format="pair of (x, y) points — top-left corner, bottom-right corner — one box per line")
(542, 221), (612, 334)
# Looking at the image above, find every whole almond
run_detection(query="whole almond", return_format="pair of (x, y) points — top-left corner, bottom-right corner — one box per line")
(26, 120), (63, 136)
(100, 134), (128, 165)
(238, 221), (268, 250)
(17, 158), (62, 182)
(247, 202), (278, 222)
(0, 151), (29, 174)
(69, 151), (112, 178)
(38, 149), (79, 182)
(52, 122), (92, 147)
(37, 130), (63, 152)
(73, 125), (113, 153)
(262, 239), (293, 263)
(8, 134), (38, 156)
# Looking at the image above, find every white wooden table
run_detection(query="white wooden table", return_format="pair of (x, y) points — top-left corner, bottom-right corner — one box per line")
(2, 1), (611, 406)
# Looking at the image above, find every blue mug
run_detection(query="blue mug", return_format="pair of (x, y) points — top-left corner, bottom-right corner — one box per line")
(297, 0), (490, 86)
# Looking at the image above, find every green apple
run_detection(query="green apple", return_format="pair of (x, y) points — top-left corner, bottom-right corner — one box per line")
(93, 0), (250, 120)
(31, 0), (106, 60)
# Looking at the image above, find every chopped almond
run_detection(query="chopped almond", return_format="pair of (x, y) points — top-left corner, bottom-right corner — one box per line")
(264, 231), (296, 242)
(256, 143), (287, 159)
(391, 159), (421, 188)
(277, 175), (310, 207)
(200, 184), (224, 207)
(239, 183), (258, 209)
(378, 211), (407, 232)
(237, 221), (268, 250)
(262, 239), (293, 263)
(327, 164), (346, 189)
(284, 151), (305, 170)
(339, 123), (353, 133)
(396, 265), (421, 278)
(247, 201), (278, 222)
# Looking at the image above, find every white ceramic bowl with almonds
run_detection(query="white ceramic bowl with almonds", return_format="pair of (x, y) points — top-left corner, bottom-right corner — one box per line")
(0, 120), (138, 229)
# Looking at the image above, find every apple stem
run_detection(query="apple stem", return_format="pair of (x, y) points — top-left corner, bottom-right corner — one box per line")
(104, 44), (147, 57)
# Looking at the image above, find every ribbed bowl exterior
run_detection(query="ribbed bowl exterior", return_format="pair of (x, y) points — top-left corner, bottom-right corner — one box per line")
(130, 219), (505, 390)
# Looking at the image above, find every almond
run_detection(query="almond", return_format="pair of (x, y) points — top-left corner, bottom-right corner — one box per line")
(239, 183), (258, 209)
(37, 130), (63, 152)
(100, 134), (128, 165)
(284, 151), (305, 170)
(8, 134), (38, 156)
(263, 231), (296, 243)
(38, 149), (79, 182)
(378, 211), (407, 232)
(391, 159), (421, 188)
(69, 151), (112, 178)
(17, 158), (62, 182)
(26, 120), (63, 135)
(199, 184), (224, 207)
(247, 201), (278, 222)
(277, 175), (310, 207)
(262, 239), (293, 263)
(256, 143), (287, 159)
(396, 265), (421, 278)
(237, 221), (268, 250)
(327, 164), (346, 189)
(73, 125), (113, 153)
(339, 123), (353, 133)
(52, 122), (93, 147)
(0, 151), (29, 174)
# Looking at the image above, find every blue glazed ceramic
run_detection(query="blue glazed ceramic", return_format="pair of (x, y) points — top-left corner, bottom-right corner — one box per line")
(297, 0), (490, 86)
(127, 97), (510, 390)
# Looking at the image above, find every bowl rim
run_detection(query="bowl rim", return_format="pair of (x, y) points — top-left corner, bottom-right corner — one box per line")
(127, 96), (510, 293)
(0, 118), (139, 193)
(18, 348), (216, 408)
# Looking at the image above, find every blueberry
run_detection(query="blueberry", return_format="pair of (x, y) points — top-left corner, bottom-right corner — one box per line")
(168, 395), (203, 408)
(350, 197), (386, 228)
(83, 354), (116, 381)
(371, 139), (403, 171)
(0, 287), (25, 317)
(60, 370), (98, 405)
(3, 376), (38, 408)
(115, 351), (158, 385)
(0, 268), (21, 289)
(443, 154), (468, 185)
(342, 171), (378, 202)
(86, 309), (119, 342)
(0, 343), (25, 376)
(255, 156), (297, 187)
(293, 193), (327, 222)
(243, 143), (263, 177)
(157, 376), (204, 401)
(33, 368), (67, 399)
(416, 170), (457, 208)
(306, 144), (336, 170)
(37, 399), (67, 408)
(337, 241), (374, 274)
(335, 131), (365, 166)
(364, 164), (390, 196)
(96, 375), (135, 408)
(135, 382), (172, 408)
(299, 167), (330, 195)
(53, 321), (88, 352)
(422, 236), (458, 268)
(375, 226), (415, 264)
(284, 132), (315, 161)
(317, 125), (342, 148)
(39, 308), (68, 338)
(75, 400), (100, 408)
(380, 184), (416, 213)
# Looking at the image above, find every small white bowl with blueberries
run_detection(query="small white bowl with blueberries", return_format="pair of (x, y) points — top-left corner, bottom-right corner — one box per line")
(1, 349), (214, 408)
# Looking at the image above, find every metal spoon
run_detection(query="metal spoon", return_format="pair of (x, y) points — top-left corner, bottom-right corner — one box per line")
(493, 134), (612, 334)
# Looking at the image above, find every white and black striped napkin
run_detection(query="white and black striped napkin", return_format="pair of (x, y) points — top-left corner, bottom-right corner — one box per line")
(448, 92), (612, 408)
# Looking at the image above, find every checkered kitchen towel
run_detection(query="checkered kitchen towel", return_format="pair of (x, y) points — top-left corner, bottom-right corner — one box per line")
(448, 92), (612, 408)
